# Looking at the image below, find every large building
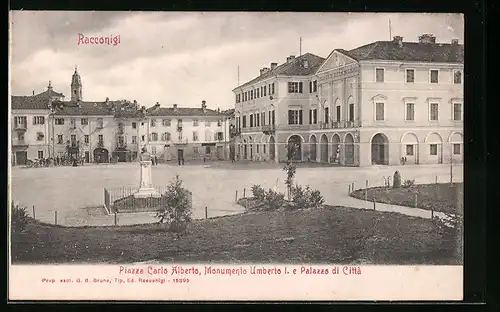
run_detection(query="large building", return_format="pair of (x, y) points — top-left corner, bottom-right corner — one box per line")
(233, 34), (464, 166)
(233, 53), (326, 162)
(10, 68), (230, 165)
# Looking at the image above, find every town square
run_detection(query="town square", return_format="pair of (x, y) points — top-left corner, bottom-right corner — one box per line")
(10, 12), (463, 269)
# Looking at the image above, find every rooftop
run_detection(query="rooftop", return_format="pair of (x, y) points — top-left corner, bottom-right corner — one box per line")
(337, 40), (464, 63)
(146, 105), (226, 117)
(234, 53), (325, 91)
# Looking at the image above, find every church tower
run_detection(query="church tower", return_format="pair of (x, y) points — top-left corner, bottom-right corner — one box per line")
(71, 66), (82, 101)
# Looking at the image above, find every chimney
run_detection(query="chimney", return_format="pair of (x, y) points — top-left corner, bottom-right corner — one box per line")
(451, 39), (459, 45)
(286, 55), (296, 63)
(105, 97), (109, 103)
(270, 62), (278, 70)
(201, 100), (207, 113)
(217, 107), (220, 113)
(393, 36), (403, 47)
(155, 102), (160, 108)
(260, 68), (265, 75)
(418, 34), (436, 44)
(262, 67), (270, 75)
(173, 103), (178, 111)
(449, 39), (460, 62)
(32, 90), (34, 96)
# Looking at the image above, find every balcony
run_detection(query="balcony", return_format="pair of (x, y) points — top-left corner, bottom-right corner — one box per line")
(177, 125), (183, 132)
(331, 120), (361, 129)
(116, 143), (127, 150)
(12, 139), (28, 147)
(174, 138), (188, 146)
(262, 124), (276, 135)
(14, 124), (27, 132)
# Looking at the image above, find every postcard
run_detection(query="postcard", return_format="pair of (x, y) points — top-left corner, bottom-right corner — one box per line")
(8, 11), (464, 301)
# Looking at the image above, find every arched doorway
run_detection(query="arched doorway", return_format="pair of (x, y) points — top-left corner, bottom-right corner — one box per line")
(309, 135), (317, 162)
(243, 139), (248, 160)
(449, 132), (463, 163)
(269, 136), (276, 160)
(344, 134), (354, 165)
(93, 148), (109, 163)
(425, 132), (443, 164)
(332, 134), (340, 163)
(287, 135), (302, 161)
(320, 134), (328, 163)
(401, 133), (419, 164)
(371, 133), (389, 165)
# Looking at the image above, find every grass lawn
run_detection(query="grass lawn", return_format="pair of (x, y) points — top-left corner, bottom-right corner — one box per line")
(11, 206), (461, 265)
(350, 183), (463, 215)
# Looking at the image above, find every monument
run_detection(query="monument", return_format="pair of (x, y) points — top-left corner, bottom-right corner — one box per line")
(133, 146), (161, 198)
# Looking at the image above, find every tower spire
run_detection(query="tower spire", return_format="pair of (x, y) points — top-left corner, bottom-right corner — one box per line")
(47, 80), (52, 90)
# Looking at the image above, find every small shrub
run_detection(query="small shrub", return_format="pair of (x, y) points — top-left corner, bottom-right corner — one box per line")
(11, 201), (30, 233)
(433, 213), (463, 260)
(251, 184), (265, 201)
(393, 170), (402, 188)
(291, 185), (325, 209)
(403, 179), (415, 188)
(264, 189), (286, 211)
(156, 175), (192, 236)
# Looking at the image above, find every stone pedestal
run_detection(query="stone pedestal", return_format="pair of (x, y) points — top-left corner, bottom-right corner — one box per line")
(134, 160), (160, 198)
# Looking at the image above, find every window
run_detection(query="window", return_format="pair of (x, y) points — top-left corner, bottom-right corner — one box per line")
(141, 135), (145, 142)
(429, 144), (438, 155)
(257, 145), (260, 153)
(272, 111), (275, 124)
(150, 133), (158, 141)
(151, 119), (156, 127)
(38, 151), (43, 159)
(98, 135), (104, 144)
(177, 119), (183, 126)
(406, 103), (415, 121)
(430, 70), (439, 83)
(178, 132), (183, 141)
(242, 116), (247, 128)
(256, 88), (259, 98)
(17, 132), (24, 140)
(205, 120), (211, 127)
(454, 70), (462, 84)
(193, 132), (198, 141)
(453, 103), (462, 121)
(263, 144), (266, 153)
(261, 112), (266, 126)
(151, 146), (156, 155)
(118, 136), (125, 146)
(406, 145), (414, 156)
(162, 119), (171, 127)
(375, 103), (384, 121)
(84, 135), (89, 144)
(288, 109), (303, 125)
(70, 118), (76, 128)
(217, 132), (224, 141)
(453, 144), (461, 155)
(132, 122), (137, 129)
(36, 132), (44, 141)
(309, 81), (313, 93)
(348, 104), (354, 122)
(33, 116), (45, 125)
(375, 68), (385, 83)
(406, 69), (415, 83)
(430, 103), (439, 121)
(81, 118), (88, 125)
(313, 80), (317, 92)
(57, 135), (63, 144)
(141, 122), (144, 126)
(309, 109), (317, 124)
(193, 119), (199, 126)
(14, 116), (27, 128)
(336, 105), (341, 122)
(55, 118), (64, 125)
(217, 120), (222, 127)
(264, 86), (267, 96)
(194, 147), (199, 154)
(324, 107), (329, 123)
(97, 118), (103, 128)
(288, 82), (303, 93)
(272, 83), (275, 94)
(250, 115), (254, 127)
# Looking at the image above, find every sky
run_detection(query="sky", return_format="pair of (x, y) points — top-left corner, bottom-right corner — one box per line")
(9, 12), (463, 111)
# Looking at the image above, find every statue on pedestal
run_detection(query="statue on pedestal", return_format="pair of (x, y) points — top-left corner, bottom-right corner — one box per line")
(134, 146), (161, 198)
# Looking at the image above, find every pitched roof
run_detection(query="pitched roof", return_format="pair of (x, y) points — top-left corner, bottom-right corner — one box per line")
(51, 101), (114, 116)
(146, 106), (226, 117)
(234, 53), (325, 90)
(11, 95), (50, 110)
(338, 41), (464, 63)
(34, 89), (65, 99)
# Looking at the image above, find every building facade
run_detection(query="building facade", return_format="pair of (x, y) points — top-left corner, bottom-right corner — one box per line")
(233, 34), (464, 166)
(233, 53), (325, 162)
(10, 69), (230, 165)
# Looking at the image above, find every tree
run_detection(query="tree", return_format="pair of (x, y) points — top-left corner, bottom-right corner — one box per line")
(283, 143), (298, 200)
(156, 175), (192, 236)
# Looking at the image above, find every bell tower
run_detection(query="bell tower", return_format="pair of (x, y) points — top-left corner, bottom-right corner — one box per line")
(71, 65), (82, 101)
